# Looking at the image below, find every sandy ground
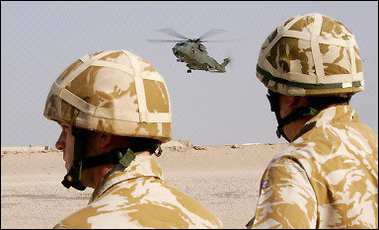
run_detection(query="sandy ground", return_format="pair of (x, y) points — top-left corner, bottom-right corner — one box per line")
(1, 143), (288, 229)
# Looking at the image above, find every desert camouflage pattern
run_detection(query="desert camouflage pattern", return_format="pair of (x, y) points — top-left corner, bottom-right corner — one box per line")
(44, 50), (172, 143)
(247, 105), (378, 228)
(256, 13), (364, 97)
(54, 154), (223, 229)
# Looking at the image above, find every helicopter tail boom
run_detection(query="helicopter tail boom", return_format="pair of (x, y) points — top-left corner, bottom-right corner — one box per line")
(221, 58), (230, 68)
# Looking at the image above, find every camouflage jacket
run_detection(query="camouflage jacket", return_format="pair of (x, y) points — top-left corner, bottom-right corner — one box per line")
(247, 105), (378, 228)
(54, 154), (223, 229)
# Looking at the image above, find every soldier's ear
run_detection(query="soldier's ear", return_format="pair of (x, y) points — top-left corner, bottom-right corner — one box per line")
(281, 95), (296, 107)
(99, 134), (112, 148)
(283, 95), (309, 108)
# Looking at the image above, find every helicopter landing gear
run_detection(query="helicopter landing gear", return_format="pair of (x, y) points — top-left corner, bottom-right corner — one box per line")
(187, 69), (192, 73)
(201, 63), (209, 71)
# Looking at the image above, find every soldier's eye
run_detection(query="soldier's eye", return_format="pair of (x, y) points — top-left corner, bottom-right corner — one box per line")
(61, 125), (70, 132)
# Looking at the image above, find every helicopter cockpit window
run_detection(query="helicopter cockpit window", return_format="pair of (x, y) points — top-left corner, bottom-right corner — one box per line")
(176, 42), (187, 47)
(198, 44), (206, 51)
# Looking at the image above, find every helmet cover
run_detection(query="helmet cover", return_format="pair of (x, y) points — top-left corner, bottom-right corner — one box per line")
(44, 50), (172, 143)
(257, 13), (364, 97)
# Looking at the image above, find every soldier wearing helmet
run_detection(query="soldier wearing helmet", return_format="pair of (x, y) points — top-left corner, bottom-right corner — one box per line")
(246, 13), (378, 228)
(44, 50), (223, 229)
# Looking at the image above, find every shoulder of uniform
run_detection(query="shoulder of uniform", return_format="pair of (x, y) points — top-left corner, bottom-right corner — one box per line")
(55, 206), (95, 229)
(53, 223), (69, 229)
(265, 144), (316, 176)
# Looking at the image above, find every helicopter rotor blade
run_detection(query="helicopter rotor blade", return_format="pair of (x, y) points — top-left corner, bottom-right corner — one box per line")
(201, 39), (235, 43)
(198, 29), (228, 41)
(146, 39), (185, 43)
(156, 28), (189, 40)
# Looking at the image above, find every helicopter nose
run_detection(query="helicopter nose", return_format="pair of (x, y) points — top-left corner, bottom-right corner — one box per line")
(172, 47), (180, 56)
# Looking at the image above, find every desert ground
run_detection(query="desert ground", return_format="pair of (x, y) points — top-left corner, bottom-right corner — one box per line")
(1, 142), (288, 229)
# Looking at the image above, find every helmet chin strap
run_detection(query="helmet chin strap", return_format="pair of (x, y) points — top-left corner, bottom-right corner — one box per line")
(61, 127), (87, 191)
(267, 90), (318, 143)
(273, 106), (318, 142)
(61, 127), (155, 191)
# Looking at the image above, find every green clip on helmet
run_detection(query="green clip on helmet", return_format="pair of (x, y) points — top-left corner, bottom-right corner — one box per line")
(44, 50), (172, 143)
(256, 13), (364, 97)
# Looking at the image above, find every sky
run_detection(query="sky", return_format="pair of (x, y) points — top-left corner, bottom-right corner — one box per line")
(1, 1), (378, 148)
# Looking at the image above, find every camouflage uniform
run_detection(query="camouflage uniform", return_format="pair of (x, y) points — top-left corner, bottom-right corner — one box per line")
(54, 154), (223, 229)
(248, 13), (378, 228)
(44, 50), (223, 228)
(247, 105), (378, 228)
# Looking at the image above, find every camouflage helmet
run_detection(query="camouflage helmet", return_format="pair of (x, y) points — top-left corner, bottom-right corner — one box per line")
(44, 50), (172, 143)
(256, 13), (364, 97)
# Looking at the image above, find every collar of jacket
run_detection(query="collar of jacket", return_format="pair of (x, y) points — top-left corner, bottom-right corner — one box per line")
(293, 105), (358, 142)
(89, 154), (163, 203)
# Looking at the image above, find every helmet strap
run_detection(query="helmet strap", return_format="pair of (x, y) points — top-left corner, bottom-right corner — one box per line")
(62, 127), (162, 190)
(275, 106), (318, 142)
(81, 148), (141, 170)
(81, 139), (161, 169)
(273, 109), (292, 143)
(267, 90), (318, 142)
(61, 127), (88, 191)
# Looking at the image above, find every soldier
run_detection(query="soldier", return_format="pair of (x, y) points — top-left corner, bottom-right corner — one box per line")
(246, 13), (378, 228)
(44, 50), (223, 229)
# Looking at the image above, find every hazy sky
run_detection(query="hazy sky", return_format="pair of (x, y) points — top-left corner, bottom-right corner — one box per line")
(2, 1), (378, 148)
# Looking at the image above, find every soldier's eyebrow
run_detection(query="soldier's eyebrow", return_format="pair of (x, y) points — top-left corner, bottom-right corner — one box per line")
(58, 122), (70, 130)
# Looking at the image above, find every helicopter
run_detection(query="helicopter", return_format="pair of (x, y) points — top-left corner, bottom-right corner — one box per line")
(147, 28), (231, 73)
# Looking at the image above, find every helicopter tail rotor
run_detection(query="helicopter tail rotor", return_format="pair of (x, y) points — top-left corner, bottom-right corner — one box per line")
(221, 58), (231, 68)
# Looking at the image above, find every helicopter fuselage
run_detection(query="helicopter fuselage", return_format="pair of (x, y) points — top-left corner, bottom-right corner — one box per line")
(148, 28), (230, 73)
(172, 42), (222, 72)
